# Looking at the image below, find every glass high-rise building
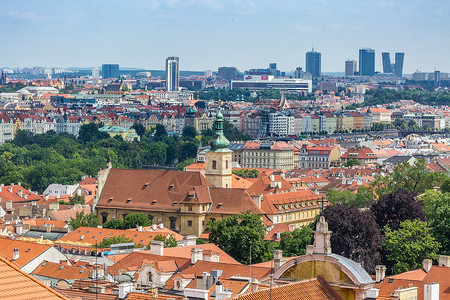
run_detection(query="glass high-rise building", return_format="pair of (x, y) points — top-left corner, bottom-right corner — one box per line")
(165, 56), (179, 92)
(306, 48), (321, 77)
(382, 52), (392, 74)
(359, 48), (375, 76)
(102, 64), (119, 79)
(394, 52), (404, 78)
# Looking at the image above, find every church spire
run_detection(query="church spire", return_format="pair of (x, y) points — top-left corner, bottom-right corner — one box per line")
(208, 99), (229, 151)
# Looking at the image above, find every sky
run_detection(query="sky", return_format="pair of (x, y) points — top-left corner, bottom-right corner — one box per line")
(0, 0), (449, 74)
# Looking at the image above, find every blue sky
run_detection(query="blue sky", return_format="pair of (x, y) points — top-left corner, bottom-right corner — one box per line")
(0, 0), (448, 73)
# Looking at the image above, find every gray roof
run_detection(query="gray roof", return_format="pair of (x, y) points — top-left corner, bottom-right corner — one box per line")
(384, 155), (413, 163)
(329, 254), (374, 285)
(23, 230), (66, 241)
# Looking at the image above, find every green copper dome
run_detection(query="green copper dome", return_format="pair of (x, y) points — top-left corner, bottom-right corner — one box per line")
(208, 105), (230, 151)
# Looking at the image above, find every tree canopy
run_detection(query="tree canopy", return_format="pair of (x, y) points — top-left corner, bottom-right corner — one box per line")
(68, 211), (98, 230)
(123, 213), (152, 229)
(98, 234), (133, 248)
(153, 234), (178, 248)
(232, 169), (260, 179)
(420, 190), (450, 255)
(383, 220), (441, 274)
(371, 159), (445, 195)
(279, 226), (313, 257)
(207, 212), (272, 265)
(370, 189), (425, 231)
(321, 204), (382, 272)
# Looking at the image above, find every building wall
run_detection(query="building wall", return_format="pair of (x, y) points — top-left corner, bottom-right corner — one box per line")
(205, 151), (233, 189)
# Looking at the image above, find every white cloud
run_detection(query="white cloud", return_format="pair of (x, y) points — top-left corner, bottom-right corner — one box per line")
(8, 11), (46, 21)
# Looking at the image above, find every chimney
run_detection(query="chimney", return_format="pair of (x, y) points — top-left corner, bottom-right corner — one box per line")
(274, 249), (285, 272)
(438, 255), (450, 267)
(150, 241), (164, 256)
(6, 200), (12, 210)
(183, 235), (197, 247)
(191, 248), (203, 264)
(366, 288), (380, 299)
(252, 194), (262, 208)
(18, 182), (21, 186)
(117, 282), (133, 299)
(215, 280), (223, 294)
(137, 226), (143, 231)
(375, 265), (386, 282)
(152, 224), (157, 230)
(13, 248), (19, 261)
(423, 259), (433, 273)
(424, 283), (439, 300)
(15, 222), (23, 235)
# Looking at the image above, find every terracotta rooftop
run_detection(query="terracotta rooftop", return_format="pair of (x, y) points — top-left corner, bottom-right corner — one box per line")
(230, 277), (339, 300)
(0, 237), (53, 268)
(375, 265), (450, 300)
(162, 243), (240, 265)
(0, 255), (69, 299)
(32, 261), (90, 280)
(56, 226), (183, 246)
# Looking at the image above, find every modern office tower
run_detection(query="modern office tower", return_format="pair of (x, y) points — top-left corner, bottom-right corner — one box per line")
(306, 48), (321, 77)
(345, 60), (357, 76)
(165, 56), (179, 92)
(382, 52), (393, 73)
(394, 52), (405, 77)
(218, 67), (238, 81)
(92, 67), (100, 78)
(204, 70), (212, 78)
(269, 63), (277, 70)
(359, 48), (375, 76)
(101, 64), (119, 79)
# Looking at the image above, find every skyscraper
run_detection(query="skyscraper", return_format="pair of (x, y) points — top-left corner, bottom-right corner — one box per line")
(306, 48), (321, 77)
(359, 48), (375, 76)
(382, 52), (392, 74)
(345, 60), (357, 76)
(102, 64), (119, 79)
(165, 56), (179, 92)
(394, 52), (404, 78)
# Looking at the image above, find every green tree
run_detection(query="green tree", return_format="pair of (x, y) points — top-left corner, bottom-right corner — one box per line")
(68, 211), (98, 230)
(232, 169), (260, 178)
(207, 212), (271, 264)
(153, 234), (178, 248)
(182, 126), (197, 140)
(440, 177), (450, 193)
(279, 226), (313, 257)
(78, 123), (109, 143)
(176, 158), (195, 171)
(371, 159), (445, 195)
(343, 159), (361, 167)
(103, 219), (125, 230)
(154, 124), (167, 140)
(98, 234), (133, 248)
(131, 123), (146, 137)
(420, 190), (450, 255)
(123, 212), (152, 229)
(383, 220), (441, 274)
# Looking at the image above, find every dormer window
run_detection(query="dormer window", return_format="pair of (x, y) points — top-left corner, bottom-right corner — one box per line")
(151, 200), (157, 205)
(107, 197), (113, 203)
(126, 199), (131, 204)
(144, 182), (150, 188)
(217, 202), (223, 208)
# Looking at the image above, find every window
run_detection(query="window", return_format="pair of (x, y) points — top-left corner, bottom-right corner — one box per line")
(226, 160), (228, 169)
(212, 160), (217, 169)
(188, 206), (193, 212)
(148, 272), (153, 282)
(101, 212), (109, 224)
(188, 220), (193, 227)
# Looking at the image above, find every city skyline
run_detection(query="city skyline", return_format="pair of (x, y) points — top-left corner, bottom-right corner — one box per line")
(0, 0), (448, 73)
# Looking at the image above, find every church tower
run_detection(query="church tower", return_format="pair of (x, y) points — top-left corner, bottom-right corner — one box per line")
(205, 101), (233, 188)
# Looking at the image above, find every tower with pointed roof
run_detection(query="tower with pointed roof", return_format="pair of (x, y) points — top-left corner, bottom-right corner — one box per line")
(205, 100), (233, 188)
